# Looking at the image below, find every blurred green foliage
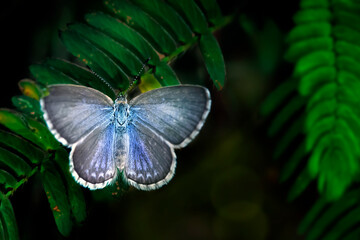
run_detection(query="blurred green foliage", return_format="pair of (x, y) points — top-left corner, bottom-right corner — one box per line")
(262, 0), (360, 239)
(270, 0), (360, 201)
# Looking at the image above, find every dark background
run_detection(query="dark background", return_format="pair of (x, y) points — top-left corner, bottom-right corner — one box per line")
(0, 0), (309, 239)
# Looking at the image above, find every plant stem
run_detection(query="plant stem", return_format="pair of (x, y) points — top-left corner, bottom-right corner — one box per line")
(5, 167), (39, 198)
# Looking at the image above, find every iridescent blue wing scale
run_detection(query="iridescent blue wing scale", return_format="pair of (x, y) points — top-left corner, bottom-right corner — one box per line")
(123, 119), (176, 190)
(70, 122), (117, 189)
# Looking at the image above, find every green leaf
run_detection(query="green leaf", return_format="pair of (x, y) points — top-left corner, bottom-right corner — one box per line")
(260, 79), (298, 116)
(300, 0), (329, 8)
(343, 229), (360, 240)
(285, 37), (333, 62)
(198, 0), (223, 25)
(299, 190), (360, 239)
(43, 58), (116, 99)
(12, 95), (43, 120)
(307, 130), (358, 181)
(335, 10), (360, 32)
(0, 208), (7, 239)
(323, 207), (360, 240)
(138, 73), (162, 93)
(131, 0), (193, 42)
(279, 140), (307, 182)
(69, 23), (143, 78)
(91, 172), (129, 201)
(333, 25), (360, 46)
(268, 95), (305, 136)
(273, 116), (304, 160)
(85, 12), (161, 65)
(293, 9), (332, 24)
(302, 194), (359, 239)
(154, 62), (180, 86)
(60, 29), (130, 90)
(0, 196), (19, 240)
(41, 160), (72, 236)
(199, 32), (225, 89)
(306, 82), (336, 108)
(317, 147), (355, 201)
(0, 206), (5, 240)
(332, 0), (360, 14)
(18, 79), (43, 100)
(293, 51), (335, 78)
(54, 148), (86, 224)
(167, 0), (209, 34)
(105, 0), (177, 54)
(0, 147), (31, 177)
(286, 22), (332, 43)
(0, 129), (46, 164)
(0, 170), (17, 189)
(287, 168), (313, 202)
(0, 109), (59, 151)
(337, 55), (360, 78)
(30, 64), (79, 86)
(305, 99), (336, 131)
(335, 41), (360, 61)
(298, 197), (328, 234)
(338, 70), (360, 98)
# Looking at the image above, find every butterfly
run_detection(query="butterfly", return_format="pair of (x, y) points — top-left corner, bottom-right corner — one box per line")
(40, 84), (211, 190)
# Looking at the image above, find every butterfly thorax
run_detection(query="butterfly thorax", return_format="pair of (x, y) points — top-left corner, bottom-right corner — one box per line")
(114, 96), (130, 128)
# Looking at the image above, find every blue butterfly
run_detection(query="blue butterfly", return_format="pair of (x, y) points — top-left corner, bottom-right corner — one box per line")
(41, 84), (211, 190)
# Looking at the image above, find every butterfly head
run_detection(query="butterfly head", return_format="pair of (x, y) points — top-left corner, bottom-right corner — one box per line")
(115, 94), (127, 104)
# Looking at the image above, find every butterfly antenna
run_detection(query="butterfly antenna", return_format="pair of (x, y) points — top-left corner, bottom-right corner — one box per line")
(125, 57), (151, 94)
(91, 70), (116, 94)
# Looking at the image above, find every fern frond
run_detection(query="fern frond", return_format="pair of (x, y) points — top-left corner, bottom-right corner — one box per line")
(264, 0), (360, 201)
(299, 190), (360, 239)
(31, 0), (227, 92)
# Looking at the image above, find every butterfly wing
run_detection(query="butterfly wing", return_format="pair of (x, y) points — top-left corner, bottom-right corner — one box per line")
(70, 122), (117, 189)
(41, 84), (114, 146)
(129, 85), (211, 148)
(122, 118), (176, 190)
(122, 85), (211, 190)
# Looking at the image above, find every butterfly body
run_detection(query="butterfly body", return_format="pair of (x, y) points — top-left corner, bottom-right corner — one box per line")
(41, 84), (211, 190)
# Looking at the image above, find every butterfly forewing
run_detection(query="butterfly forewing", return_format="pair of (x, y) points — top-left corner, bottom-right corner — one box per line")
(129, 85), (211, 148)
(41, 84), (114, 146)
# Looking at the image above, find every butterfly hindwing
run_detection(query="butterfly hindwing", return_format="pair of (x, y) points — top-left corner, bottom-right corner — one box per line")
(129, 85), (211, 148)
(70, 122), (117, 189)
(123, 118), (176, 190)
(41, 84), (114, 146)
